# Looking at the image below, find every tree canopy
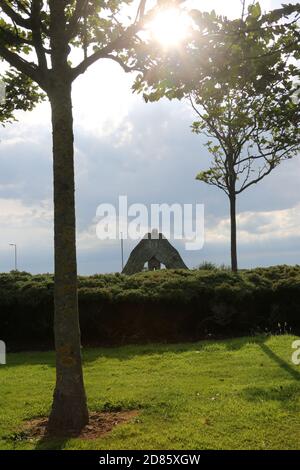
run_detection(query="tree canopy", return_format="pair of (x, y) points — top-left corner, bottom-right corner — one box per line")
(134, 2), (300, 100)
(0, 0), (181, 90)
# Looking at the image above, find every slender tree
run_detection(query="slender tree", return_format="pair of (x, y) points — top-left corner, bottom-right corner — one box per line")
(190, 76), (300, 271)
(135, 2), (300, 271)
(0, 0), (165, 433)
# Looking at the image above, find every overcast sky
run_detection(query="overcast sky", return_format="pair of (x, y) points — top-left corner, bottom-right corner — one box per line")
(0, 0), (299, 274)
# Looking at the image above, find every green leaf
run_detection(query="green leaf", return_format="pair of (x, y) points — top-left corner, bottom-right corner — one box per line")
(248, 3), (262, 19)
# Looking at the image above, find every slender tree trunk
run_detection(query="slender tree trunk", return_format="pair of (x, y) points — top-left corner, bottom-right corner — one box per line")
(47, 81), (89, 433)
(229, 193), (238, 272)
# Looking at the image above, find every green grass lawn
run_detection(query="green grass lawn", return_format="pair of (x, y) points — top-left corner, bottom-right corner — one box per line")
(0, 335), (300, 450)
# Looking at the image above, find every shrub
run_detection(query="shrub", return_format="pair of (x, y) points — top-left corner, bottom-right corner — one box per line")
(0, 266), (299, 351)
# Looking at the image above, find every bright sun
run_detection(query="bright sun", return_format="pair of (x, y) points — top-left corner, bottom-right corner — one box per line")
(149, 8), (191, 47)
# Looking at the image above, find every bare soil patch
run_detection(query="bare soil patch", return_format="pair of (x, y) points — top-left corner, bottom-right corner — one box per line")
(23, 410), (139, 440)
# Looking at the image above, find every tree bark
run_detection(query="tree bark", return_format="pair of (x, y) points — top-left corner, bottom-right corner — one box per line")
(229, 193), (238, 272)
(47, 81), (89, 433)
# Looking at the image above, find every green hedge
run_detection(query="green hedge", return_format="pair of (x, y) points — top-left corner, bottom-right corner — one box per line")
(0, 265), (300, 350)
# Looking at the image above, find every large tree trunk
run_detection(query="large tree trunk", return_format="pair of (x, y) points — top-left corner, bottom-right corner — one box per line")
(47, 81), (89, 433)
(229, 193), (238, 272)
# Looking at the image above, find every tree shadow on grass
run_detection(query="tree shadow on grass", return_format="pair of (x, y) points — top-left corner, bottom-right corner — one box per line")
(221, 335), (300, 381)
(4, 339), (228, 367)
(82, 335), (268, 362)
(258, 342), (300, 382)
(241, 340), (300, 410)
(1, 428), (69, 451)
(34, 436), (69, 450)
(5, 335), (300, 367)
(84, 335), (300, 364)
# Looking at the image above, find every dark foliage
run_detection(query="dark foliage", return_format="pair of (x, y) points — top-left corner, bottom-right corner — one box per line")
(1, 265), (299, 351)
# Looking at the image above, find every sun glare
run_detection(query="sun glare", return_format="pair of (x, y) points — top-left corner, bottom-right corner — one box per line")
(149, 8), (191, 47)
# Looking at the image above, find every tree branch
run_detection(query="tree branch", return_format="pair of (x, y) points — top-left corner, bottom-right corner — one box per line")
(0, 0), (31, 29)
(70, 0), (154, 80)
(236, 163), (275, 194)
(0, 25), (33, 46)
(71, 24), (141, 79)
(0, 42), (41, 84)
(31, 0), (47, 73)
(105, 54), (143, 73)
(66, 0), (89, 40)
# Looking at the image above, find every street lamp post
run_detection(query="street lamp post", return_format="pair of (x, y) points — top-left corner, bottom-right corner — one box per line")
(9, 243), (17, 271)
(121, 233), (124, 272)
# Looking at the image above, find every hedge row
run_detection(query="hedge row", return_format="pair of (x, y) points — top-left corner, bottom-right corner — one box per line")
(0, 265), (300, 350)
